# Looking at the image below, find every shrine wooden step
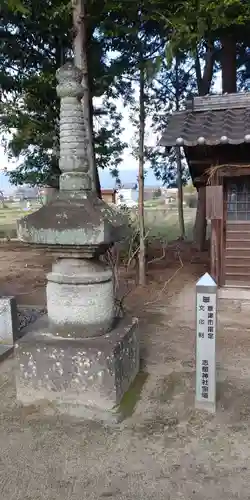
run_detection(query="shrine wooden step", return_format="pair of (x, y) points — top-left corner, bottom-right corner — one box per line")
(226, 231), (250, 240)
(227, 223), (250, 231)
(226, 247), (250, 257)
(225, 256), (250, 265)
(225, 271), (250, 284)
(224, 281), (250, 288)
(225, 263), (250, 273)
(226, 239), (250, 249)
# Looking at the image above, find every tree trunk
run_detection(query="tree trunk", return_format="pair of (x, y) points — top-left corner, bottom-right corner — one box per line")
(192, 50), (213, 249)
(88, 93), (101, 198)
(138, 65), (146, 286)
(193, 186), (207, 251)
(174, 58), (185, 239)
(195, 43), (215, 96)
(176, 146), (185, 239)
(48, 173), (60, 191)
(221, 35), (237, 93)
(72, 0), (101, 196)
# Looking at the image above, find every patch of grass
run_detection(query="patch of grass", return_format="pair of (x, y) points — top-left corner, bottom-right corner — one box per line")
(144, 208), (195, 243)
(0, 204), (39, 238)
(0, 204), (197, 244)
(144, 198), (165, 208)
(0, 205), (39, 239)
(0, 224), (17, 239)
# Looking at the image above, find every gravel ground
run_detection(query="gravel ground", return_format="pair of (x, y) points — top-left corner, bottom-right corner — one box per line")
(1, 265), (250, 499)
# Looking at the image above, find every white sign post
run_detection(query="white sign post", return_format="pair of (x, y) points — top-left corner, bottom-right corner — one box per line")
(195, 272), (217, 413)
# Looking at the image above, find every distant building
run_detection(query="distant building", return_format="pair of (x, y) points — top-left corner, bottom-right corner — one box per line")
(101, 189), (116, 205)
(144, 187), (162, 201)
(116, 183), (138, 207)
(161, 187), (178, 204)
(121, 182), (138, 190)
(13, 186), (39, 201)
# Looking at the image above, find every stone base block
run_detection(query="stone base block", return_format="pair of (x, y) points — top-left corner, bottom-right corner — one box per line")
(15, 315), (139, 418)
(0, 297), (18, 362)
(0, 345), (14, 362)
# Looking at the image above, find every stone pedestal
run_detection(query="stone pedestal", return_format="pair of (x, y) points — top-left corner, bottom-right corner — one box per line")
(46, 257), (115, 336)
(15, 62), (139, 419)
(15, 315), (139, 420)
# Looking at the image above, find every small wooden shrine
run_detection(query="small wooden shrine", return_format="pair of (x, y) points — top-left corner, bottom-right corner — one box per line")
(161, 92), (250, 288)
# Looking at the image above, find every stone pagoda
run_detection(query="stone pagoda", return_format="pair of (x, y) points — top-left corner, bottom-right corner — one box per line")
(15, 62), (139, 420)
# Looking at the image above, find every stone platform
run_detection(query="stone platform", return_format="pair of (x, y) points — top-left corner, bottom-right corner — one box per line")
(15, 315), (139, 419)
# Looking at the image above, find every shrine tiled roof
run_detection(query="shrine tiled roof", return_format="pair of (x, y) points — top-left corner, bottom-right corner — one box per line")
(160, 93), (250, 148)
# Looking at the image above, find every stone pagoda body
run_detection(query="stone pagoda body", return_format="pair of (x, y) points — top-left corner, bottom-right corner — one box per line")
(15, 62), (139, 420)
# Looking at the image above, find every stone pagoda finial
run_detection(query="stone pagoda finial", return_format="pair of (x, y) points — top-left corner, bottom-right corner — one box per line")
(17, 61), (128, 248)
(56, 62), (91, 193)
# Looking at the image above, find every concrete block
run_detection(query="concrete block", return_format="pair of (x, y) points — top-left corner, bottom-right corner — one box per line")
(15, 315), (140, 418)
(0, 344), (14, 362)
(0, 296), (18, 346)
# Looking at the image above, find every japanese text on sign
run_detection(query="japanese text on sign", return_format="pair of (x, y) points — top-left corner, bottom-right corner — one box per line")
(197, 295), (215, 341)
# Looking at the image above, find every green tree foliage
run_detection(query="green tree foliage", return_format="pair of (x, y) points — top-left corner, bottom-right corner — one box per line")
(140, 0), (250, 186)
(0, 0), (127, 187)
(4, 0), (29, 13)
(145, 54), (195, 186)
(152, 187), (161, 198)
(151, 0), (250, 92)
(151, 0), (250, 51)
(1, 0), (250, 190)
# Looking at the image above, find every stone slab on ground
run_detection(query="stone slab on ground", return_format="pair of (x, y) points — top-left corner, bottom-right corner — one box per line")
(15, 315), (139, 419)
(0, 296), (18, 344)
